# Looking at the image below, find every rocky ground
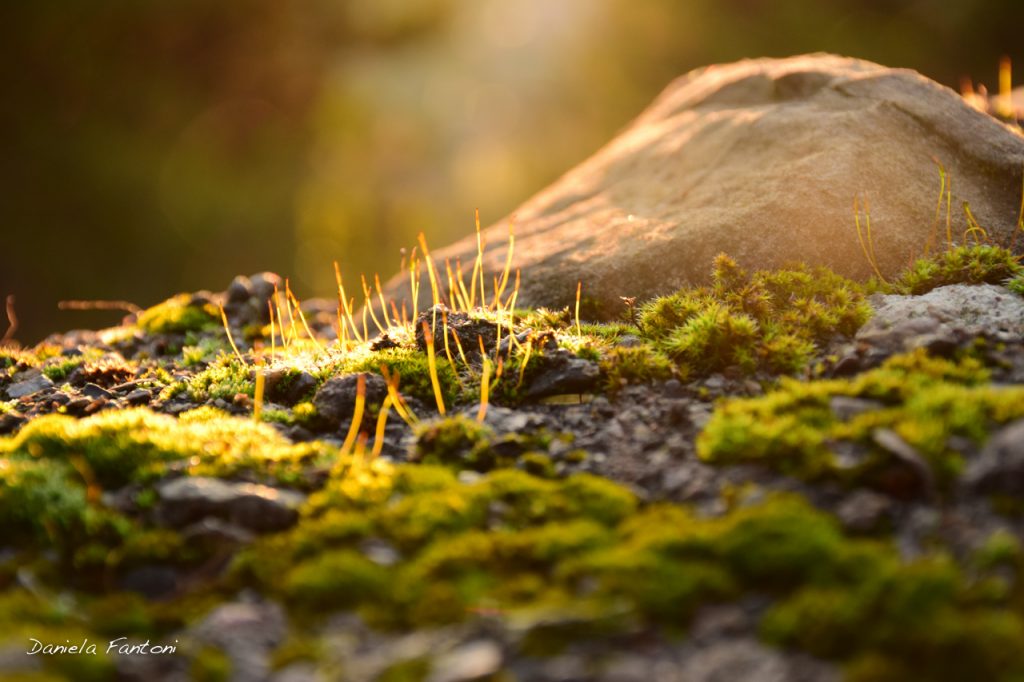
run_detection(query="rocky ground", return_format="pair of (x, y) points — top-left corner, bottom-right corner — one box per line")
(2, 244), (1024, 681)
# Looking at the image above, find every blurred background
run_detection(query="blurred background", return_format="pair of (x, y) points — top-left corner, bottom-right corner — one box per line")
(2, 0), (1022, 343)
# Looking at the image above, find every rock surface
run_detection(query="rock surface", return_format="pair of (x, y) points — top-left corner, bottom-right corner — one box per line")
(385, 54), (1024, 317)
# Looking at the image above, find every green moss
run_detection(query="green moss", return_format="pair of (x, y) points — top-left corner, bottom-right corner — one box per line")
(1, 407), (333, 489)
(698, 350), (1024, 492)
(636, 255), (869, 377)
(136, 294), (220, 335)
(327, 347), (460, 407)
(192, 646), (232, 682)
(41, 356), (85, 383)
(411, 415), (495, 470)
(892, 244), (1023, 295)
(1008, 273), (1024, 297)
(600, 344), (675, 391)
(186, 355), (254, 402)
(284, 549), (390, 610)
(0, 457), (88, 547)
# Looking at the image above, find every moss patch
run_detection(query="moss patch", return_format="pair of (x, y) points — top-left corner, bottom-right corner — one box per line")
(136, 294), (220, 335)
(891, 244), (1023, 295)
(698, 350), (1024, 493)
(637, 254), (870, 377)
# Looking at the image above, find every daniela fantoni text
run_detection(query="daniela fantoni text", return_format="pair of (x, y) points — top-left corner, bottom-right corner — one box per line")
(26, 638), (179, 656)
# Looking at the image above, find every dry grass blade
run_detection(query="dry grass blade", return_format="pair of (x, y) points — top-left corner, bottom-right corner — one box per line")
(57, 299), (142, 315)
(1, 295), (17, 346)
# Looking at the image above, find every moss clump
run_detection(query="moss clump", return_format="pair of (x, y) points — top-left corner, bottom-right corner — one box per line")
(0, 406), (332, 489)
(411, 414), (494, 470)
(762, 555), (1024, 681)
(1008, 273), (1024, 297)
(186, 355), (254, 402)
(326, 347), (460, 407)
(235, 462), (1024, 678)
(40, 355), (86, 383)
(599, 344), (675, 391)
(637, 255), (869, 377)
(136, 294), (220, 335)
(892, 244), (1023, 295)
(0, 457), (88, 547)
(698, 350), (1024, 492)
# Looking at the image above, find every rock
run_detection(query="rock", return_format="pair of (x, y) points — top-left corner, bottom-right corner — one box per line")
(384, 55), (1024, 317)
(82, 382), (113, 399)
(156, 477), (305, 533)
(678, 638), (837, 682)
(249, 272), (283, 302)
(524, 351), (601, 399)
(829, 396), (883, 421)
(265, 369), (318, 405)
(313, 373), (389, 426)
(427, 640), (503, 682)
(858, 284), (1024, 354)
(415, 305), (499, 357)
(5, 370), (53, 399)
(227, 275), (253, 304)
(190, 600), (287, 682)
(871, 428), (936, 500)
(118, 565), (180, 599)
(124, 388), (152, 406)
(837, 489), (894, 533)
(965, 419), (1024, 494)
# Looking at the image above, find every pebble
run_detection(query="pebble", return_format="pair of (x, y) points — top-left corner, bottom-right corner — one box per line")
(156, 477), (306, 533)
(5, 371), (53, 399)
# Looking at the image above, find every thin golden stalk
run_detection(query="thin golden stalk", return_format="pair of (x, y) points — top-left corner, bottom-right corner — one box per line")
(340, 374), (366, 456)
(422, 322), (446, 415)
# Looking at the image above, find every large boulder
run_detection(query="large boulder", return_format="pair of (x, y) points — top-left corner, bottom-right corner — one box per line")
(385, 54), (1024, 318)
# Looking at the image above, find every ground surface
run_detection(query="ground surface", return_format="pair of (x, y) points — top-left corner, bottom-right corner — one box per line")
(2, 244), (1024, 681)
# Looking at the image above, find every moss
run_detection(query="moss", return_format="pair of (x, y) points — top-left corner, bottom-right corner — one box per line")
(0, 457), (88, 548)
(636, 255), (869, 378)
(411, 415), (495, 470)
(1, 407), (333, 489)
(186, 355), (254, 402)
(1008, 273), (1024, 296)
(192, 647), (232, 682)
(600, 344), (675, 391)
(892, 244), (1023, 295)
(327, 346), (460, 407)
(698, 350), (1024, 493)
(40, 356), (85, 383)
(284, 549), (391, 611)
(136, 294), (220, 335)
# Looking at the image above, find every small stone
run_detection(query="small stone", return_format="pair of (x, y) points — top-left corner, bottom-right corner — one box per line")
(124, 389), (152, 406)
(828, 396), (882, 421)
(6, 371), (53, 399)
(191, 601), (287, 682)
(965, 419), (1024, 495)
(616, 334), (642, 348)
(156, 477), (305, 532)
(265, 369), (318, 406)
(249, 272), (283, 303)
(82, 383), (113, 400)
(836, 489), (893, 533)
(227, 275), (253, 304)
(427, 640), (503, 682)
(119, 565), (179, 599)
(523, 351), (600, 399)
(871, 428), (936, 500)
(313, 373), (388, 426)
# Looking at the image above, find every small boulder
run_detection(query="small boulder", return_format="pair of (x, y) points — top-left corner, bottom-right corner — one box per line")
(384, 55), (1024, 316)
(965, 420), (1024, 495)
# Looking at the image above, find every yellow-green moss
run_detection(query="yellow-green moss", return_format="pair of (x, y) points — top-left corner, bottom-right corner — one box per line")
(892, 244), (1023, 295)
(186, 355), (254, 402)
(136, 294), (220, 335)
(1, 407), (333, 488)
(637, 255), (870, 377)
(698, 350), (1024, 491)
